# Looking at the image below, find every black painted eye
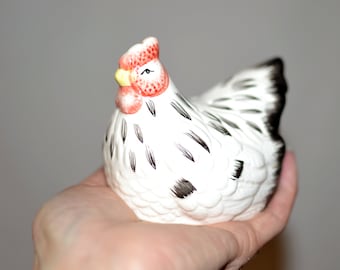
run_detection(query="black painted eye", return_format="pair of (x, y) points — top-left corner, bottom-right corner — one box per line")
(141, 68), (153, 75)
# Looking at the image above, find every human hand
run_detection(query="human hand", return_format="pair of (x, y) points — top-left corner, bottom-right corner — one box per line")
(33, 152), (297, 270)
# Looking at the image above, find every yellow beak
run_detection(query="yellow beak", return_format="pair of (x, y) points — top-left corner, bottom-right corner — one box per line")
(115, 68), (131, 87)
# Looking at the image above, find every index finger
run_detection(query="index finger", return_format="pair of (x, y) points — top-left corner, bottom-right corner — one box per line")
(250, 151), (298, 245)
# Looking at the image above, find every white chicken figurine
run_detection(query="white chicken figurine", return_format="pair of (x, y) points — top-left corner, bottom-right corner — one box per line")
(103, 37), (287, 225)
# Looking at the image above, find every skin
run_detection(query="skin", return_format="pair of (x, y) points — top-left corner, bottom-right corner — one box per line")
(32, 152), (297, 270)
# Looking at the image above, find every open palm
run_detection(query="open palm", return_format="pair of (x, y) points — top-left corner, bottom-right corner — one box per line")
(33, 152), (297, 270)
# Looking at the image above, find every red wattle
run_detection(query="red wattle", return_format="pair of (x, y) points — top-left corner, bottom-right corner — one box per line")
(115, 87), (142, 114)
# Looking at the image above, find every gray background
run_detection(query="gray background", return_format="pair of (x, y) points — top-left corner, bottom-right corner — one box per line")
(1, 0), (339, 269)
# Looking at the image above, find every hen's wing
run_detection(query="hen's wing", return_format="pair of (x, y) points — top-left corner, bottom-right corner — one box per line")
(193, 58), (287, 137)
(191, 58), (287, 175)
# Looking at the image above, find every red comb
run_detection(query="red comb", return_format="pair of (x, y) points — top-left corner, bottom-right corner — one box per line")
(119, 37), (159, 70)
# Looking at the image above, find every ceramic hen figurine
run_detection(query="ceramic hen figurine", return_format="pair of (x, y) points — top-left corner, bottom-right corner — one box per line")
(103, 37), (287, 225)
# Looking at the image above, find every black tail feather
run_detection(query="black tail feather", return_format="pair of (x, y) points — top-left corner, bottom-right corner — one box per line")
(258, 57), (288, 139)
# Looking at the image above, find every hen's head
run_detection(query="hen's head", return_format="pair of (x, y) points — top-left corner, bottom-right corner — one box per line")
(115, 37), (169, 114)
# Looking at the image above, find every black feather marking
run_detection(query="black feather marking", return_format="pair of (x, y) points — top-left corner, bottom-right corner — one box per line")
(237, 84), (257, 90)
(145, 145), (156, 169)
(176, 144), (195, 162)
(203, 111), (222, 123)
(212, 97), (231, 102)
(238, 78), (254, 84)
(145, 100), (156, 117)
(243, 94), (260, 100)
(129, 151), (136, 172)
(213, 95), (259, 103)
(176, 93), (194, 109)
(170, 100), (192, 120)
(233, 78), (257, 90)
(246, 121), (263, 133)
(121, 119), (127, 143)
(185, 130), (210, 153)
(133, 124), (143, 143)
(240, 109), (262, 114)
(209, 122), (232, 136)
(220, 117), (240, 129)
(171, 178), (197, 199)
(105, 128), (109, 143)
(210, 104), (232, 110)
(237, 95), (260, 101)
(231, 160), (244, 180)
(109, 137), (114, 158)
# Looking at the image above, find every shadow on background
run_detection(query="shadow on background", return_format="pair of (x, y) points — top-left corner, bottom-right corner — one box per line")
(243, 234), (286, 270)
